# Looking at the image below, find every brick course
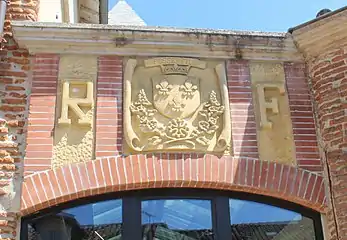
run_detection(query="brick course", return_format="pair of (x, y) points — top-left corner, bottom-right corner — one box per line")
(3, 2), (340, 237)
(16, 55), (330, 228)
(19, 56), (329, 222)
(24, 54), (58, 175)
(0, 0), (40, 237)
(95, 56), (123, 157)
(0, 39), (32, 239)
(228, 60), (259, 158)
(3, 0), (39, 38)
(0, 50), (329, 238)
(307, 47), (347, 240)
(21, 154), (326, 216)
(284, 62), (322, 172)
(5, 1), (347, 240)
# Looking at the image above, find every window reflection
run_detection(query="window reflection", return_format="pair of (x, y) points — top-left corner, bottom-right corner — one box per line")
(142, 199), (214, 240)
(27, 199), (122, 240)
(229, 199), (316, 239)
(22, 194), (320, 240)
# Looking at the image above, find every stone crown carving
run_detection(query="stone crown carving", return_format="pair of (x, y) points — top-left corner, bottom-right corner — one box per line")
(124, 57), (231, 153)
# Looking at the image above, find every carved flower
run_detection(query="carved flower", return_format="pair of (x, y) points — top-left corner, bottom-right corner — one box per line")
(190, 128), (201, 138)
(209, 117), (217, 125)
(198, 120), (218, 134)
(198, 121), (210, 132)
(147, 120), (158, 130)
(139, 119), (158, 131)
(156, 80), (173, 96)
(130, 90), (157, 124)
(200, 104), (224, 118)
(199, 91), (225, 118)
(132, 107), (157, 124)
(167, 118), (189, 138)
(208, 105), (225, 118)
(180, 80), (198, 98)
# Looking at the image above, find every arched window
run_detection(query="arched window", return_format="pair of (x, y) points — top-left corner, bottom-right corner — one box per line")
(21, 189), (323, 240)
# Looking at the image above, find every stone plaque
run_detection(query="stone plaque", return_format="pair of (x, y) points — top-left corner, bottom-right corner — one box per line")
(250, 62), (296, 165)
(53, 55), (97, 168)
(124, 57), (231, 154)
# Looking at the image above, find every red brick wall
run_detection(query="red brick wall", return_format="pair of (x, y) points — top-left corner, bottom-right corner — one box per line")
(284, 62), (321, 172)
(228, 60), (258, 158)
(24, 54), (59, 176)
(95, 56), (123, 158)
(18, 57), (330, 220)
(21, 58), (325, 177)
(1, 0), (332, 239)
(20, 57), (327, 195)
(307, 47), (347, 240)
(0, 0), (40, 236)
(21, 154), (326, 216)
(0, 41), (33, 240)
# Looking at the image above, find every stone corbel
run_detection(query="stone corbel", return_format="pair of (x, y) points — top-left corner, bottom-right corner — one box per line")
(256, 83), (286, 129)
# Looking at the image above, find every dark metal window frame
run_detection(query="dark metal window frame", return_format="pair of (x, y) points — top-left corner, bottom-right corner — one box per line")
(21, 188), (324, 240)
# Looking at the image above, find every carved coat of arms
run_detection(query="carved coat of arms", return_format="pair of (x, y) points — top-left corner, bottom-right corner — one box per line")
(124, 57), (231, 154)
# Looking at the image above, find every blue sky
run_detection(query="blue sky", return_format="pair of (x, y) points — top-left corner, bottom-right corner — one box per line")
(108, 0), (346, 32)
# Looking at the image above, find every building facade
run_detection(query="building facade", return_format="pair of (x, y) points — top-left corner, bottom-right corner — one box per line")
(0, 0), (346, 239)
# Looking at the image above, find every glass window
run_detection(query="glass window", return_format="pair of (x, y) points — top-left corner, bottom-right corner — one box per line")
(26, 199), (122, 240)
(229, 199), (316, 239)
(22, 191), (322, 240)
(141, 199), (214, 239)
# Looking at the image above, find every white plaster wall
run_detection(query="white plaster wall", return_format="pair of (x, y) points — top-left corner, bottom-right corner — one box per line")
(38, 0), (62, 22)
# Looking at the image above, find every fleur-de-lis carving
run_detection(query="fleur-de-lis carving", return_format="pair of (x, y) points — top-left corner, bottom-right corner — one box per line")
(156, 80), (173, 96)
(180, 80), (198, 98)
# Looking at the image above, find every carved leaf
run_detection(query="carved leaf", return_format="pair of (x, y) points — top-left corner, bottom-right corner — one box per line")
(148, 136), (162, 146)
(196, 136), (210, 146)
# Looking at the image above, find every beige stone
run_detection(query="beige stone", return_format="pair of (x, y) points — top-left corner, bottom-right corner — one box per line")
(124, 57), (232, 154)
(59, 55), (97, 80)
(58, 81), (94, 126)
(12, 22), (303, 62)
(291, 10), (347, 59)
(52, 55), (97, 168)
(79, 0), (99, 23)
(256, 83), (286, 129)
(250, 62), (296, 165)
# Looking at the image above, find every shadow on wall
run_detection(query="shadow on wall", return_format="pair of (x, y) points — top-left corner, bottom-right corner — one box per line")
(240, 103), (257, 158)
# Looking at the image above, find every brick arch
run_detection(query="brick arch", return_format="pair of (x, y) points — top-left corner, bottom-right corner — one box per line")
(21, 154), (326, 216)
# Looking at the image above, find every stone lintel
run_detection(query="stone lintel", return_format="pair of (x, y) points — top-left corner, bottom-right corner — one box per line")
(11, 21), (303, 61)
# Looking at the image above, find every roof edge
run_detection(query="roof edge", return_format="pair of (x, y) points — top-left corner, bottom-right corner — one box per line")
(288, 5), (347, 33)
(11, 21), (302, 61)
(11, 21), (287, 38)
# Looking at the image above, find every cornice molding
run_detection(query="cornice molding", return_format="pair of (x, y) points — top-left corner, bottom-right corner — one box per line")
(11, 21), (303, 61)
(291, 8), (347, 59)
